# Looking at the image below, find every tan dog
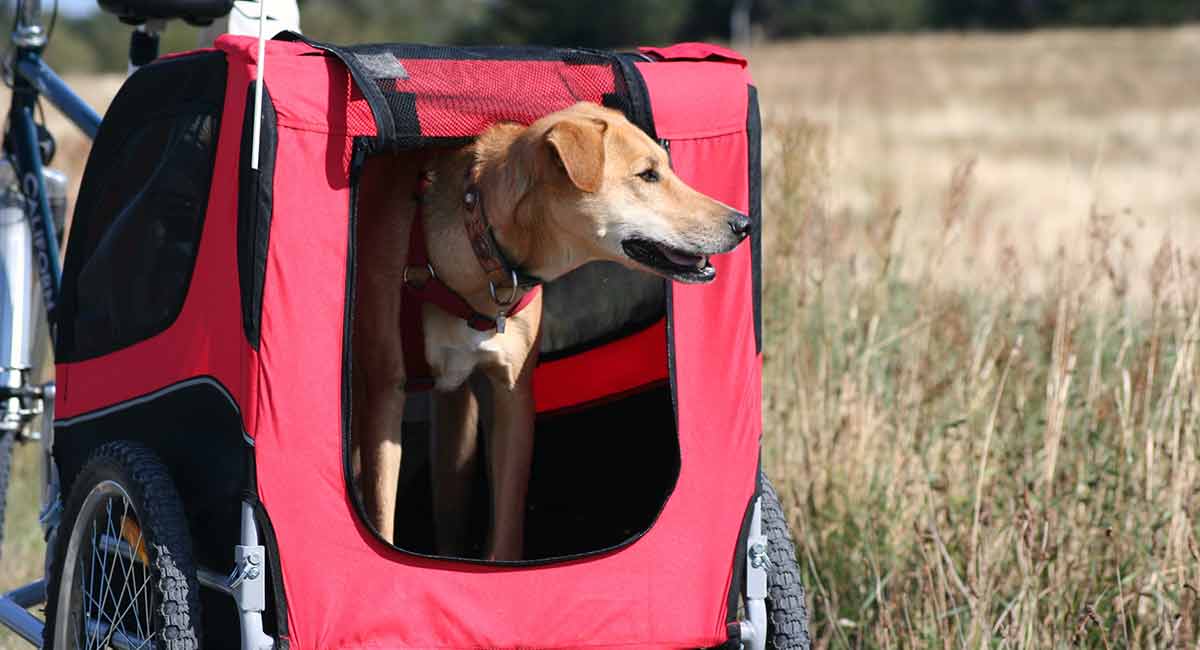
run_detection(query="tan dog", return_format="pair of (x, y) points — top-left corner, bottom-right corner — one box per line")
(352, 102), (749, 560)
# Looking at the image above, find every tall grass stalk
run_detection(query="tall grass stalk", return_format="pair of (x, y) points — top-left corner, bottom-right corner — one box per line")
(762, 117), (1199, 649)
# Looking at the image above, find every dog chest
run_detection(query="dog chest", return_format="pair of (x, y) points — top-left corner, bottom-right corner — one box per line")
(426, 323), (505, 391)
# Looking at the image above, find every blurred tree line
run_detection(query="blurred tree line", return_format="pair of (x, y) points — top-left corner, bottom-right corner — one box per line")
(32, 0), (1200, 73)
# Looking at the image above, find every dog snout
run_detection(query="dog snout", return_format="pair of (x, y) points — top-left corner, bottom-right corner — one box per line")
(728, 212), (752, 240)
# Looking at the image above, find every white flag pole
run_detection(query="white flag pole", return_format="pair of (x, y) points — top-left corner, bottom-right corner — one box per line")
(251, 1), (268, 171)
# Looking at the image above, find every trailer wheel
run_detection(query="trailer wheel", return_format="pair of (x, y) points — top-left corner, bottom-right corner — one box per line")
(761, 472), (810, 650)
(44, 441), (201, 650)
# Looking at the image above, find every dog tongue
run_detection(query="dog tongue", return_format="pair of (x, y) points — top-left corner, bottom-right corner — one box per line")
(658, 244), (705, 268)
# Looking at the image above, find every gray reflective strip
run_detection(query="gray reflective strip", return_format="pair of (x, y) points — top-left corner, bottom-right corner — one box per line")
(355, 52), (409, 80)
(54, 376), (254, 446)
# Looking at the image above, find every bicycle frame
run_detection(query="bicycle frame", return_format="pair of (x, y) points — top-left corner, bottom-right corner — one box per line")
(1, 5), (279, 648)
(1, 0), (101, 430)
(0, 1), (98, 645)
(8, 0), (103, 325)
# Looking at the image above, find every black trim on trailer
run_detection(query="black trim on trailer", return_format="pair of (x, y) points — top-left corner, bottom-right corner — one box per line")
(615, 52), (658, 140)
(333, 43), (649, 63)
(342, 137), (369, 550)
(747, 85), (763, 353)
(238, 81), (277, 350)
(54, 376), (244, 435)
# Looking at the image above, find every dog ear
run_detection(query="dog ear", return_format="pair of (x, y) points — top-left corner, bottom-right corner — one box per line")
(545, 117), (607, 193)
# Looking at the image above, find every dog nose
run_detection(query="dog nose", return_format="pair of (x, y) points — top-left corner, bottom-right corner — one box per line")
(728, 212), (752, 239)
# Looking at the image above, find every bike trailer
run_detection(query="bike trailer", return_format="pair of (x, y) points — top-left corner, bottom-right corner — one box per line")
(50, 33), (776, 649)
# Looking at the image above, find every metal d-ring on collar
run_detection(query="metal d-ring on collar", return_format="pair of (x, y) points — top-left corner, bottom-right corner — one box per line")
(488, 269), (521, 307)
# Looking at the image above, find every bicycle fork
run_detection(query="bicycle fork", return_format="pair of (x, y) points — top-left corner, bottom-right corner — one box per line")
(0, 157), (39, 437)
(0, 157), (65, 532)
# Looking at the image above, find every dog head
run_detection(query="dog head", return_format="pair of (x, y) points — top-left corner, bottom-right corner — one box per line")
(476, 102), (750, 284)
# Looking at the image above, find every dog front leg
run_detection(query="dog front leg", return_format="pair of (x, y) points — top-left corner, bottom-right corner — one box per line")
(485, 370), (535, 562)
(431, 381), (480, 557)
(361, 380), (407, 544)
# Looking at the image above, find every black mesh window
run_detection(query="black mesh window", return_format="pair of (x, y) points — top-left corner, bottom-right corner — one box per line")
(58, 51), (226, 361)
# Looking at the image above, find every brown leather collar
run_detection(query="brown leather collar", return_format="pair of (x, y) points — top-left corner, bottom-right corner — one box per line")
(462, 182), (543, 302)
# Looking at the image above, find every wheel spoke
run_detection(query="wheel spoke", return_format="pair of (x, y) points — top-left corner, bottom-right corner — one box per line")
(109, 558), (154, 642)
(99, 500), (120, 620)
(83, 518), (97, 649)
(133, 524), (149, 641)
(98, 499), (124, 643)
(105, 502), (157, 648)
(56, 454), (196, 650)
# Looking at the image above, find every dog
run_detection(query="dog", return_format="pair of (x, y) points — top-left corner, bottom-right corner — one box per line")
(352, 101), (750, 560)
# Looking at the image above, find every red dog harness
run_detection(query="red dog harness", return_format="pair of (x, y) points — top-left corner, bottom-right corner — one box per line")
(401, 174), (541, 391)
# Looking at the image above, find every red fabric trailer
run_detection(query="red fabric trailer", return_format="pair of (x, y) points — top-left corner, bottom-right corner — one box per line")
(49, 32), (790, 650)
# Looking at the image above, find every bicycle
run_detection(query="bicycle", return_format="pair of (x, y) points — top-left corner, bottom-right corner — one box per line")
(0, 1), (237, 646)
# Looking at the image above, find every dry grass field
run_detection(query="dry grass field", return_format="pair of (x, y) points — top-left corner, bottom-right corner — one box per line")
(751, 28), (1200, 648)
(4, 27), (1200, 649)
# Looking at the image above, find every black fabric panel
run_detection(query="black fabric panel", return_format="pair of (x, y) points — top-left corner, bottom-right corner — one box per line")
(238, 81), (277, 350)
(53, 378), (249, 586)
(747, 85), (763, 353)
(387, 384), (679, 564)
(538, 262), (665, 360)
(53, 377), (289, 647)
(57, 51), (226, 362)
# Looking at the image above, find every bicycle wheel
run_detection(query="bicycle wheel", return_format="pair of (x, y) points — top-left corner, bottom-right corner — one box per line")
(44, 441), (201, 650)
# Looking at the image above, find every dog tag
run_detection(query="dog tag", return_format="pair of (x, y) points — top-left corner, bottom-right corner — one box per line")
(495, 313), (506, 334)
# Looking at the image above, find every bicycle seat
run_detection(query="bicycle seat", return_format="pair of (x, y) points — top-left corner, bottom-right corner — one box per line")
(99, 0), (234, 26)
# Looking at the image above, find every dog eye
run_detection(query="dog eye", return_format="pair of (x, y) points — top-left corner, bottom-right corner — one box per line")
(637, 168), (660, 183)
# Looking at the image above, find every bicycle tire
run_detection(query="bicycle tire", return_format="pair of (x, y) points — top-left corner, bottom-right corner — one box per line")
(43, 440), (201, 650)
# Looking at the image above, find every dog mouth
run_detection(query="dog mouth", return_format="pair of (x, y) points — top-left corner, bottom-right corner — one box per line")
(621, 238), (715, 283)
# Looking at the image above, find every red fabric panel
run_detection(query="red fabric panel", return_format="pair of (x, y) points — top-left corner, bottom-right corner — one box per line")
(634, 60), (747, 139)
(639, 43), (748, 68)
(257, 82), (755, 649)
(216, 35), (377, 139)
(662, 133), (761, 636)
(533, 320), (668, 413)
